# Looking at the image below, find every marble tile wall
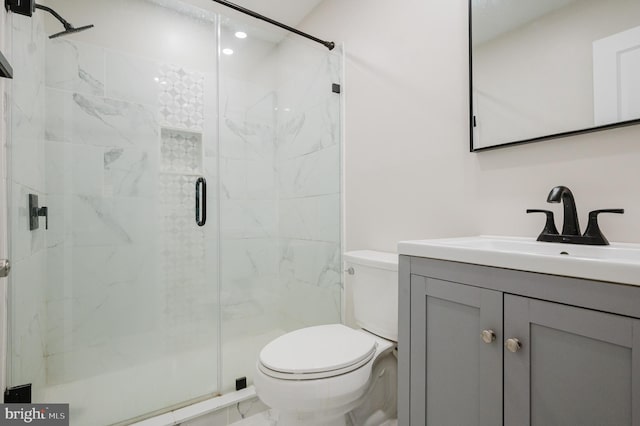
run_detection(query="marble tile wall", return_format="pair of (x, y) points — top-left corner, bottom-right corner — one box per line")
(10, 13), (341, 411)
(217, 38), (342, 392)
(274, 41), (343, 331)
(219, 76), (280, 340)
(43, 38), (161, 385)
(9, 14), (48, 400)
(39, 36), (218, 387)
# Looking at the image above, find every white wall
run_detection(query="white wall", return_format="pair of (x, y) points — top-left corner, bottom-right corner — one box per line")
(301, 0), (640, 253)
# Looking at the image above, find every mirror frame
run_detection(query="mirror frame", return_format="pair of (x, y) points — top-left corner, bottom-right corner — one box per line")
(468, 0), (640, 152)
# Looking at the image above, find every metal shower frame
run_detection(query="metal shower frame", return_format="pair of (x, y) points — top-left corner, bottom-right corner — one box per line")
(212, 0), (335, 50)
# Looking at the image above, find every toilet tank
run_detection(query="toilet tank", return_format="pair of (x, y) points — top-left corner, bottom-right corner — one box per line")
(344, 250), (398, 342)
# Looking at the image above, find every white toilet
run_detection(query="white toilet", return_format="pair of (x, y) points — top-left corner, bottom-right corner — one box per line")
(254, 250), (398, 425)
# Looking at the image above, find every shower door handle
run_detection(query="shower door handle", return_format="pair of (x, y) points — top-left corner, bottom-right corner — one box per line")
(195, 177), (207, 227)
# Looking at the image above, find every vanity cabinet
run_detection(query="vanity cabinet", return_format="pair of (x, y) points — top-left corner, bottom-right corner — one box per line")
(398, 256), (640, 426)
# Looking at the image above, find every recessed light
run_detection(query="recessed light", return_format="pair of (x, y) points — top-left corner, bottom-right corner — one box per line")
(235, 31), (247, 39)
(222, 48), (234, 55)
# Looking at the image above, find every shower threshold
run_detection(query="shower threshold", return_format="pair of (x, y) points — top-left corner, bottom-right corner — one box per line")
(132, 386), (258, 426)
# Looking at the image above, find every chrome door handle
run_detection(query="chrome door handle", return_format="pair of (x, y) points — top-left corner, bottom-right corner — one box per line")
(0, 259), (10, 278)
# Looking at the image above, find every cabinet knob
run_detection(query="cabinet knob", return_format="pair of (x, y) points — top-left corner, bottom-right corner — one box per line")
(481, 329), (496, 344)
(505, 338), (522, 353)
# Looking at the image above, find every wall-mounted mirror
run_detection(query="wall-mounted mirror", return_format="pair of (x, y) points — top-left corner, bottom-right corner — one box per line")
(470, 0), (640, 151)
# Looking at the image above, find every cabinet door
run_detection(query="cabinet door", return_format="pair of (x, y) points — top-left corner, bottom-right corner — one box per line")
(504, 295), (640, 426)
(411, 276), (503, 426)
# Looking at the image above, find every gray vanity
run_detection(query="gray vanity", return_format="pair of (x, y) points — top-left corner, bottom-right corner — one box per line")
(397, 236), (640, 426)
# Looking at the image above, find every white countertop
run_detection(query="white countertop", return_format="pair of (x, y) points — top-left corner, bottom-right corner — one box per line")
(398, 235), (640, 286)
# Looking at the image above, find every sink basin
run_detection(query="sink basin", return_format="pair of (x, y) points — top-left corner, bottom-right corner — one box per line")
(398, 236), (640, 285)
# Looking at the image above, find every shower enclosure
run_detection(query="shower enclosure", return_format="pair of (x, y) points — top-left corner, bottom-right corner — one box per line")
(5, 0), (342, 424)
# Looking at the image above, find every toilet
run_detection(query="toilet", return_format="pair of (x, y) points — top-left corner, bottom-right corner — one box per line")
(254, 250), (398, 425)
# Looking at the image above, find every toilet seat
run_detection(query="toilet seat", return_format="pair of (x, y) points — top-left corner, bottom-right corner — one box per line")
(258, 324), (378, 380)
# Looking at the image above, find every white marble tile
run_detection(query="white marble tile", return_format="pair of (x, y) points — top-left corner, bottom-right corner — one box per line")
(220, 238), (278, 294)
(245, 122), (276, 161)
(46, 39), (105, 96)
(279, 194), (340, 243)
(104, 146), (158, 198)
(246, 92), (276, 127)
(203, 72), (218, 157)
(221, 328), (285, 392)
(68, 195), (159, 246)
(221, 115), (275, 162)
(45, 88), (159, 147)
(11, 16), (47, 192)
(276, 45), (340, 113)
(43, 195), (73, 250)
(46, 242), (158, 303)
(227, 399), (270, 424)
(277, 278), (342, 331)
(244, 201), (277, 238)
(278, 145), (340, 199)
(220, 119), (248, 160)
(105, 50), (160, 105)
(277, 96), (340, 160)
(12, 78), (46, 193)
(220, 200), (249, 239)
(45, 141), (104, 196)
(11, 14), (46, 103)
(220, 159), (247, 200)
(220, 77), (274, 122)
(220, 200), (277, 239)
(181, 409), (227, 426)
(279, 239), (341, 288)
(246, 160), (276, 200)
(9, 251), (48, 393)
(203, 156), (218, 182)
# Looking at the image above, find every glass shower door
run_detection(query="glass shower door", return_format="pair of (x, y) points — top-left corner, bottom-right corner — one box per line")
(218, 18), (343, 391)
(7, 1), (220, 424)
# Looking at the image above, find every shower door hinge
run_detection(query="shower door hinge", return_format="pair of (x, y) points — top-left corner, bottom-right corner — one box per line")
(332, 83), (341, 94)
(4, 384), (32, 403)
(0, 259), (10, 278)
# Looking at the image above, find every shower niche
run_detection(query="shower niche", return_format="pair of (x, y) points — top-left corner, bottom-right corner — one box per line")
(160, 128), (203, 175)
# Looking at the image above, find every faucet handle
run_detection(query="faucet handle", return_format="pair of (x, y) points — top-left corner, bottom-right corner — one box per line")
(527, 209), (559, 241)
(582, 209), (624, 245)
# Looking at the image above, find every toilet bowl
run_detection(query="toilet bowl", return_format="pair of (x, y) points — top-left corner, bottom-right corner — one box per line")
(254, 250), (398, 425)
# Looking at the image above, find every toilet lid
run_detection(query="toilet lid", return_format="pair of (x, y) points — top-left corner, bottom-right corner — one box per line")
(258, 324), (377, 379)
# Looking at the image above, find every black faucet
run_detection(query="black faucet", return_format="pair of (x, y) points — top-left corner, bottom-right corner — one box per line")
(527, 186), (624, 245)
(546, 186), (580, 236)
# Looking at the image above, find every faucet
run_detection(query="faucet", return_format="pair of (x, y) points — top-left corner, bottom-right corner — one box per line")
(527, 186), (624, 245)
(546, 186), (580, 236)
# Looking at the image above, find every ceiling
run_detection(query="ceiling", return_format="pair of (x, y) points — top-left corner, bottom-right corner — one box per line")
(228, 0), (324, 26)
(181, 0), (325, 27)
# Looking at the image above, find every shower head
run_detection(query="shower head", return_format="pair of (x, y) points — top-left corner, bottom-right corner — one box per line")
(34, 4), (94, 39)
(49, 24), (95, 39)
